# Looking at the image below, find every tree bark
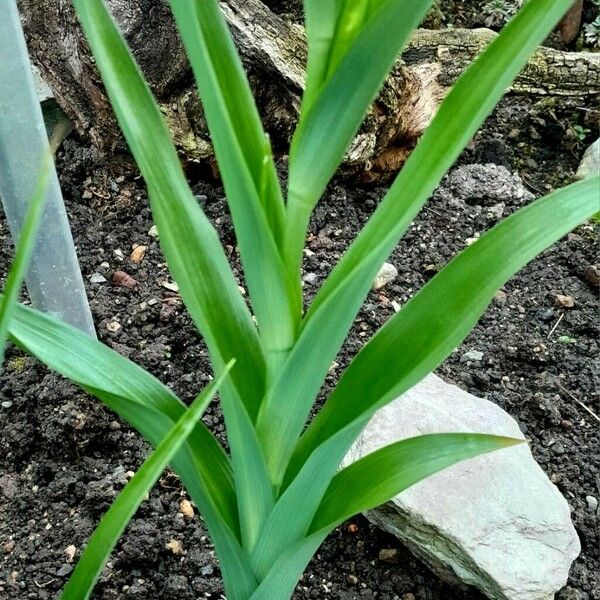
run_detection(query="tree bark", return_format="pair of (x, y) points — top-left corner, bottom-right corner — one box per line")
(19, 0), (600, 177)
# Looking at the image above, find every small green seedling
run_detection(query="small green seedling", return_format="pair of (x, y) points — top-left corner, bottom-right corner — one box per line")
(0, 1), (597, 599)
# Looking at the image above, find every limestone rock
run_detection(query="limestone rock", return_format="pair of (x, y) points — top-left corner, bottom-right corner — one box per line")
(344, 374), (580, 600)
(575, 138), (599, 180)
(373, 262), (398, 290)
(437, 164), (534, 207)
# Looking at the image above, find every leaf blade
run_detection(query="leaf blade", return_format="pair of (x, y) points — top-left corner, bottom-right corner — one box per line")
(60, 363), (234, 600)
(71, 0), (267, 419)
(258, 0), (576, 487)
(168, 0), (301, 361)
(312, 433), (522, 530)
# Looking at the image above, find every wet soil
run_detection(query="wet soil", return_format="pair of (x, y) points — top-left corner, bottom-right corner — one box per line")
(0, 93), (598, 600)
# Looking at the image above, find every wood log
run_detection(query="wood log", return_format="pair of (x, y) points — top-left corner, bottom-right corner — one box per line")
(18, 0), (600, 178)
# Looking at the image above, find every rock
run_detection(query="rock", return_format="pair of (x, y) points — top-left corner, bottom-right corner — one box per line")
(1, 400), (13, 409)
(165, 539), (184, 556)
(161, 280), (180, 293)
(584, 265), (600, 288)
(179, 499), (194, 519)
(378, 548), (400, 563)
(113, 248), (125, 261)
(344, 374), (580, 600)
(148, 224), (159, 238)
(494, 290), (507, 305)
(460, 349), (483, 363)
(89, 272), (107, 284)
(112, 270), (138, 289)
(554, 294), (575, 308)
(575, 138), (599, 180)
(586, 496), (598, 512)
(0, 474), (16, 499)
(302, 272), (318, 285)
(437, 164), (534, 207)
(373, 262), (398, 290)
(106, 320), (121, 333)
(56, 564), (73, 577)
(64, 545), (77, 563)
(130, 245), (147, 264)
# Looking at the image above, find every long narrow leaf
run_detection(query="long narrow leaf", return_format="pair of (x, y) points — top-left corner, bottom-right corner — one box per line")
(258, 0), (575, 487)
(72, 0), (277, 553)
(168, 1), (301, 363)
(312, 434), (522, 529)
(296, 177), (599, 466)
(0, 157), (49, 365)
(251, 177), (598, 572)
(251, 434), (520, 599)
(285, 0), (434, 275)
(3, 301), (260, 598)
(60, 363), (234, 600)
(71, 0), (267, 421)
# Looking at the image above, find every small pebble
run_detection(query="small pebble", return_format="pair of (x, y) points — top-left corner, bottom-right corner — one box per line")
(554, 294), (574, 308)
(493, 290), (507, 304)
(106, 320), (121, 333)
(89, 272), (107, 284)
(302, 272), (318, 285)
(378, 548), (400, 563)
(373, 262), (398, 290)
(165, 539), (184, 555)
(56, 564), (73, 577)
(161, 281), (180, 293)
(113, 271), (138, 289)
(64, 545), (77, 563)
(1, 401), (13, 409)
(113, 249), (125, 261)
(179, 499), (194, 519)
(460, 350), (483, 363)
(584, 264), (600, 287)
(130, 245), (147, 264)
(586, 496), (598, 512)
(347, 575), (358, 585)
(148, 225), (159, 238)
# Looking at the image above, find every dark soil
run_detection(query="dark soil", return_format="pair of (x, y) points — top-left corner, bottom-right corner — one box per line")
(0, 91), (598, 600)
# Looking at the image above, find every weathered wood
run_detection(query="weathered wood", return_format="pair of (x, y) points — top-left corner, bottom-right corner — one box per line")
(19, 0), (600, 177)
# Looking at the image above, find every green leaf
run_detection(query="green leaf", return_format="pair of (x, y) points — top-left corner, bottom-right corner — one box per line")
(252, 177), (598, 574)
(258, 0), (575, 488)
(297, 177), (599, 466)
(3, 301), (260, 598)
(71, 0), (267, 421)
(168, 1), (301, 362)
(0, 157), (49, 366)
(302, 0), (338, 110)
(285, 0), (434, 275)
(311, 433), (522, 530)
(60, 363), (234, 600)
(74, 0), (276, 556)
(251, 434), (520, 599)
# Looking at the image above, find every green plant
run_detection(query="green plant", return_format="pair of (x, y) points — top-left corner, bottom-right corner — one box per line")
(482, 0), (521, 27)
(584, 16), (600, 46)
(573, 124), (592, 142)
(0, 0), (597, 598)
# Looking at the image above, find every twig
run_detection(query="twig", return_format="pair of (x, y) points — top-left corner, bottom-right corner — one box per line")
(547, 312), (564, 339)
(557, 382), (600, 423)
(34, 578), (56, 588)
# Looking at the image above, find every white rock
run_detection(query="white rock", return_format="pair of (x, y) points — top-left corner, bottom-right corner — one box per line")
(575, 138), (599, 180)
(344, 374), (580, 600)
(148, 224), (159, 238)
(373, 262), (398, 290)
(89, 272), (107, 284)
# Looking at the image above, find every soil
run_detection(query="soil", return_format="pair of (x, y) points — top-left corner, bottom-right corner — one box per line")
(0, 90), (599, 600)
